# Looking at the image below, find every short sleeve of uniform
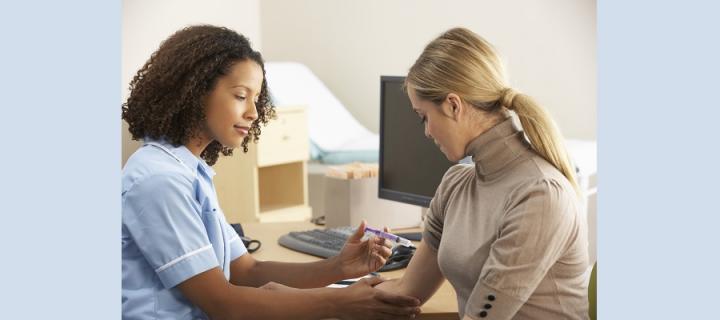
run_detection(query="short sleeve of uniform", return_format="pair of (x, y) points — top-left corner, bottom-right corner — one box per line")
(464, 178), (578, 319)
(123, 173), (219, 289)
(422, 165), (468, 251)
(221, 217), (248, 261)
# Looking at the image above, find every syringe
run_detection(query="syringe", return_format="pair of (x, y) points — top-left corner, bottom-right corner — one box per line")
(364, 226), (414, 247)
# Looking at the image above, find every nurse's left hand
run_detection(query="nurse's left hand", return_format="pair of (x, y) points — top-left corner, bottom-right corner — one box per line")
(335, 220), (393, 279)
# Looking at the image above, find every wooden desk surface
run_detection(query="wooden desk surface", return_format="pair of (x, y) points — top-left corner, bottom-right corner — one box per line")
(244, 221), (459, 320)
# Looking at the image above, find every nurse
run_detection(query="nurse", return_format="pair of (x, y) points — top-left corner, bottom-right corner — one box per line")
(376, 27), (590, 319)
(121, 25), (420, 320)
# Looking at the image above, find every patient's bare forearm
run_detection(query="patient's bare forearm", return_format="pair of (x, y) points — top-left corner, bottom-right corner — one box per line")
(375, 278), (426, 302)
(374, 242), (445, 304)
(375, 278), (406, 295)
(376, 276), (441, 305)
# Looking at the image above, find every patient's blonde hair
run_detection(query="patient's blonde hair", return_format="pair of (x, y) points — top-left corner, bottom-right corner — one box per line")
(407, 27), (579, 194)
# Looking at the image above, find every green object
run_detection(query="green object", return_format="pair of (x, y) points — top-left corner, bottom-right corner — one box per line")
(589, 262), (597, 320)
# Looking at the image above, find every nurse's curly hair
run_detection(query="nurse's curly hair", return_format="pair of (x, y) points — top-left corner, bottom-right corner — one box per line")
(122, 25), (275, 165)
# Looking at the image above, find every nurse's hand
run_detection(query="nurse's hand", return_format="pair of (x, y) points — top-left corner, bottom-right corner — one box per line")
(336, 276), (421, 320)
(335, 220), (393, 278)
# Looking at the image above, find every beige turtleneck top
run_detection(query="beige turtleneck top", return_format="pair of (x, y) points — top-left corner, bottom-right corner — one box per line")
(422, 118), (589, 319)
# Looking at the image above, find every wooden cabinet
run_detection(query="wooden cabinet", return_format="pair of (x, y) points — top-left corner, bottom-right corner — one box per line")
(213, 106), (311, 223)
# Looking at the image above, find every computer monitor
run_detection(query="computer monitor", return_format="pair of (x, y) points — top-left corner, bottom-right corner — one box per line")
(379, 76), (455, 208)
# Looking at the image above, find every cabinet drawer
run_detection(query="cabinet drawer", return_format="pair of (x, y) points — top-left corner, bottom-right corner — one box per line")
(257, 109), (309, 167)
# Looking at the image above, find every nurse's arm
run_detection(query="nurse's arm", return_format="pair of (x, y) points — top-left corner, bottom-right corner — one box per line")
(228, 252), (348, 288)
(374, 241), (445, 304)
(177, 267), (421, 320)
(178, 267), (331, 319)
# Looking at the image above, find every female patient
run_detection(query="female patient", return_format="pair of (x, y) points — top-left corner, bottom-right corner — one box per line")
(376, 28), (589, 319)
(121, 25), (420, 320)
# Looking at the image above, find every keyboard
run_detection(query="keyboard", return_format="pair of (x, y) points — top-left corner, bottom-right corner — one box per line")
(279, 226), (356, 258)
(278, 226), (416, 272)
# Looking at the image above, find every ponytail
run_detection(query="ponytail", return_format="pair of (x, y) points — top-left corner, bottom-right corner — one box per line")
(500, 88), (581, 195)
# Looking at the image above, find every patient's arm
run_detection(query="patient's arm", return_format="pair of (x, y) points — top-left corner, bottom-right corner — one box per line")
(375, 241), (445, 304)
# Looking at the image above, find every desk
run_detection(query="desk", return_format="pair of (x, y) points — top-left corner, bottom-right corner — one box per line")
(244, 221), (459, 320)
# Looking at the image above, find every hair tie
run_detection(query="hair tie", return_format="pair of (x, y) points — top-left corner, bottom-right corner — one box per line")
(500, 87), (518, 109)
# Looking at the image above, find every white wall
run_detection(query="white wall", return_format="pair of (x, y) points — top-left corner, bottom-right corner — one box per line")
(121, 0), (261, 166)
(260, 0), (596, 140)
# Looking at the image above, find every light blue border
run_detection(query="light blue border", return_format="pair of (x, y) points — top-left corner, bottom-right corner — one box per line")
(3, 0), (720, 318)
(0, 0), (120, 318)
(599, 0), (720, 318)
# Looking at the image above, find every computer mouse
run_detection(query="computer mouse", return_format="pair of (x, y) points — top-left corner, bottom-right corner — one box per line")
(378, 245), (416, 272)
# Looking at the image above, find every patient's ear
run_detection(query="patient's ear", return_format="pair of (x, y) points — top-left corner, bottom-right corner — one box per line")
(444, 93), (464, 122)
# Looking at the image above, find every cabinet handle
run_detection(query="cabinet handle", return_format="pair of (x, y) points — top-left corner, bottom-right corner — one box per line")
(282, 135), (290, 141)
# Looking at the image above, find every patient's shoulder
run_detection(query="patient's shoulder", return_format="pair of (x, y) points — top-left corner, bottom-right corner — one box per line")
(435, 164), (474, 195)
(444, 164), (475, 183)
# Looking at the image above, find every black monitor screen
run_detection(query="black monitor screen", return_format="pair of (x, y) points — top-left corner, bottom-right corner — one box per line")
(379, 76), (455, 208)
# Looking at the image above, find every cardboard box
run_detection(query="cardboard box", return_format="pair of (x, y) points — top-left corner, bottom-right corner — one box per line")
(323, 175), (422, 229)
